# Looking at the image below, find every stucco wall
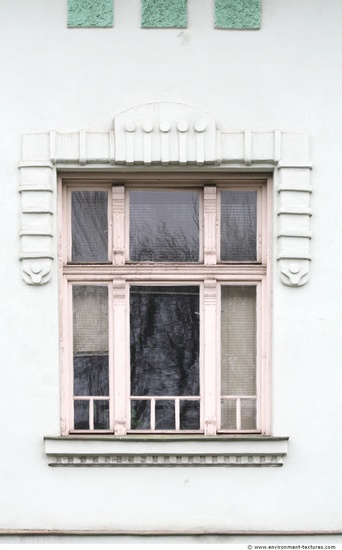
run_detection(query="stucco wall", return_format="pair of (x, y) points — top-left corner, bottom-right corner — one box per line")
(0, 0), (342, 539)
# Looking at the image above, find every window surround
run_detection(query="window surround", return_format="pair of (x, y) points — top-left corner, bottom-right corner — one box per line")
(19, 102), (311, 466)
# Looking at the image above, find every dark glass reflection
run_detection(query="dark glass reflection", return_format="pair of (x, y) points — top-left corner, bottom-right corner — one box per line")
(74, 400), (89, 430)
(72, 191), (108, 262)
(74, 355), (109, 396)
(221, 191), (257, 261)
(94, 400), (110, 430)
(155, 400), (175, 430)
(130, 286), (200, 401)
(180, 400), (200, 430)
(131, 400), (151, 430)
(73, 286), (109, 399)
(130, 191), (199, 262)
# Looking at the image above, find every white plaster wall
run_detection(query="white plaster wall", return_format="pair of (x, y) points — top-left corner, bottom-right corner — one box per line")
(1, 0), (342, 537)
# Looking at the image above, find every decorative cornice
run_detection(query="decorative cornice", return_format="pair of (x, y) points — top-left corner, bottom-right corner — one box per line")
(20, 102), (312, 286)
(44, 436), (288, 467)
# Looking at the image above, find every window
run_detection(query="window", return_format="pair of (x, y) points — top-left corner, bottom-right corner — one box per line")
(59, 174), (271, 436)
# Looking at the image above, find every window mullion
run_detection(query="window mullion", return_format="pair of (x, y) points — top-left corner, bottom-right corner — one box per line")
(113, 279), (127, 435)
(203, 278), (217, 435)
(203, 185), (217, 265)
(113, 185), (125, 265)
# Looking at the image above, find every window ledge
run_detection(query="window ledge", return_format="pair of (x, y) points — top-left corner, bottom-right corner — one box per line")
(44, 436), (288, 467)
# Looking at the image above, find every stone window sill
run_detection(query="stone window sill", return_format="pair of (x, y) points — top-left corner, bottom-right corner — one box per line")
(44, 436), (288, 467)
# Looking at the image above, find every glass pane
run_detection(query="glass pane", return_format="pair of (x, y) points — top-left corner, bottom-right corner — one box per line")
(221, 286), (256, 396)
(94, 400), (110, 430)
(131, 400), (151, 430)
(74, 400), (89, 430)
(221, 399), (236, 430)
(221, 191), (257, 261)
(155, 400), (175, 430)
(180, 400), (200, 430)
(130, 191), (199, 262)
(241, 399), (257, 430)
(72, 191), (108, 262)
(74, 355), (109, 396)
(73, 286), (109, 397)
(130, 286), (200, 398)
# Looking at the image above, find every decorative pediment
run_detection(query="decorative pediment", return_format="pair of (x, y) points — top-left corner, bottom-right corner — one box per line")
(114, 102), (217, 165)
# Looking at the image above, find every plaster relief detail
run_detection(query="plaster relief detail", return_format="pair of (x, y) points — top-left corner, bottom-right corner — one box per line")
(20, 103), (312, 286)
(277, 167), (313, 286)
(114, 103), (217, 165)
(19, 162), (54, 285)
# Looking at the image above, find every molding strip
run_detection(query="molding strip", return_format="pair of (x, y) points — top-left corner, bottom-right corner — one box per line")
(1, 529), (341, 536)
(44, 436), (288, 467)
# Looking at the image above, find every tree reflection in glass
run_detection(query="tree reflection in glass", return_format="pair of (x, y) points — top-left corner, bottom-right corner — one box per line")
(130, 191), (199, 262)
(130, 286), (200, 430)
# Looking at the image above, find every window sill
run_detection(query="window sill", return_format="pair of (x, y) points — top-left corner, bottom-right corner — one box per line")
(44, 436), (288, 467)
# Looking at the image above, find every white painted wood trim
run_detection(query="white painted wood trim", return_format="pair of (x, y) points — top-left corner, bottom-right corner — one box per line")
(44, 436), (288, 467)
(20, 102), (312, 286)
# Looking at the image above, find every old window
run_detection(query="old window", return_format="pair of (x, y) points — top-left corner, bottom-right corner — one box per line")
(60, 174), (271, 436)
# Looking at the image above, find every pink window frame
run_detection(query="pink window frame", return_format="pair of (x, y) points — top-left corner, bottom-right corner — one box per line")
(58, 173), (272, 436)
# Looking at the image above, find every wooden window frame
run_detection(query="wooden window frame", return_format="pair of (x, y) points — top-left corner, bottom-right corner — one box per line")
(59, 172), (272, 437)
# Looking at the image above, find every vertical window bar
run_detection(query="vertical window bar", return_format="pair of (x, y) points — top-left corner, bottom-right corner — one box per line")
(113, 185), (125, 265)
(236, 397), (241, 431)
(113, 279), (127, 435)
(203, 279), (217, 435)
(175, 398), (180, 431)
(257, 188), (262, 262)
(151, 398), (156, 431)
(203, 185), (217, 265)
(89, 399), (94, 431)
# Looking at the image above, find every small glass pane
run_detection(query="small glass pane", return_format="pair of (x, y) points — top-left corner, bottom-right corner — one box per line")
(221, 399), (236, 430)
(221, 191), (257, 261)
(73, 286), (109, 397)
(74, 400), (89, 430)
(74, 355), (109, 396)
(130, 191), (199, 262)
(155, 400), (175, 430)
(72, 191), (108, 262)
(180, 400), (200, 430)
(94, 400), (109, 430)
(130, 286), (200, 398)
(131, 400), (151, 430)
(221, 286), (256, 396)
(241, 399), (256, 430)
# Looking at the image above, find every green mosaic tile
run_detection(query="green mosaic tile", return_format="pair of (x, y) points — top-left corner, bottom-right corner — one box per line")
(142, 0), (187, 29)
(68, 0), (114, 28)
(215, 0), (261, 29)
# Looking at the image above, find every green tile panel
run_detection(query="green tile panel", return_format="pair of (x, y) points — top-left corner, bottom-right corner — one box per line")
(141, 0), (187, 28)
(215, 0), (261, 29)
(68, 0), (114, 28)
